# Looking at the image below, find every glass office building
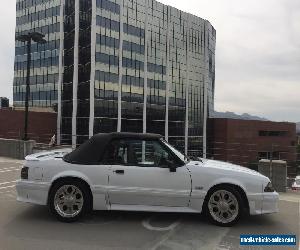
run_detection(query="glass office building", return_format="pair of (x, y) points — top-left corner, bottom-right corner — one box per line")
(14, 0), (216, 157)
(14, 0), (61, 108)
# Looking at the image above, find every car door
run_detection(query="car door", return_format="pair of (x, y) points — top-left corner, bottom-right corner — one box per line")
(106, 139), (191, 208)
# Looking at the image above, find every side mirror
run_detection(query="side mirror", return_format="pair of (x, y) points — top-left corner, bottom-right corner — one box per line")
(169, 164), (177, 172)
(160, 158), (177, 172)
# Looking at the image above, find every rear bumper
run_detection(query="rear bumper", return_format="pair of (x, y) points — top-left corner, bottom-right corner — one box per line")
(248, 192), (279, 215)
(16, 180), (50, 206)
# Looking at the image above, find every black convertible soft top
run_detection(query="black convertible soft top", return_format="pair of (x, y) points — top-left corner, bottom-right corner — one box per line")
(63, 132), (162, 165)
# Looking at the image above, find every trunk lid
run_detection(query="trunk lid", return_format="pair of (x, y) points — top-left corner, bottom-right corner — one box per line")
(25, 149), (72, 161)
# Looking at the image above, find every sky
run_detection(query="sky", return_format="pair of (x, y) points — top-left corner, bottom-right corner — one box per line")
(0, 0), (299, 122)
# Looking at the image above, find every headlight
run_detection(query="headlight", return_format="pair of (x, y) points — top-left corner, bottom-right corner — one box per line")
(21, 167), (29, 180)
(264, 182), (275, 192)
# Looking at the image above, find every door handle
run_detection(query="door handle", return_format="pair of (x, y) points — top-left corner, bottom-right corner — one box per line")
(114, 169), (124, 174)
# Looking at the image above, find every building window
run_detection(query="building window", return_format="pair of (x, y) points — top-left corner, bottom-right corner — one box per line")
(258, 151), (283, 160)
(258, 131), (288, 137)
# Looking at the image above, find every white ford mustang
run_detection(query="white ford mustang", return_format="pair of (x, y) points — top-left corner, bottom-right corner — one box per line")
(16, 132), (278, 226)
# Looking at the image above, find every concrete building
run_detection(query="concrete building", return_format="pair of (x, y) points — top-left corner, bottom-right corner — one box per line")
(14, 0), (216, 156)
(208, 118), (297, 168)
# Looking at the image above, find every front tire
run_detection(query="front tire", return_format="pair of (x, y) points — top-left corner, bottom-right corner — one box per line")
(205, 186), (243, 226)
(49, 179), (91, 222)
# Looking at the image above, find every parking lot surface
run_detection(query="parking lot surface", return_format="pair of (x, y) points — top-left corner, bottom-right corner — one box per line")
(0, 158), (299, 250)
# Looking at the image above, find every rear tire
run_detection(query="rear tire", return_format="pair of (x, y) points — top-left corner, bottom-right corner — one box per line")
(204, 186), (243, 226)
(48, 179), (91, 222)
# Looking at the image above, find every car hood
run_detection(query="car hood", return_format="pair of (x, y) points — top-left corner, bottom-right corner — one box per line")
(189, 159), (266, 178)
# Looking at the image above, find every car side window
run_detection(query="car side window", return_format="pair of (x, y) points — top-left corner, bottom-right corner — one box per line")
(102, 140), (128, 165)
(102, 139), (176, 168)
(126, 140), (175, 168)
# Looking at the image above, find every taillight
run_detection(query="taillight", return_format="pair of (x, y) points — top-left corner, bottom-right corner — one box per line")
(21, 167), (29, 180)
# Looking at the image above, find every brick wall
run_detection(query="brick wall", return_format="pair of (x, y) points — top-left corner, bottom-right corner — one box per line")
(0, 109), (57, 144)
(208, 118), (297, 168)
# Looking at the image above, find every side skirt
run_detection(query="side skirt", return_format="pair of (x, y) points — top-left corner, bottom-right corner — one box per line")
(109, 204), (200, 213)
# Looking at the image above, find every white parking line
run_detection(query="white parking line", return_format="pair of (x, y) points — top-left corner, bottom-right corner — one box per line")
(0, 189), (16, 194)
(144, 217), (182, 250)
(0, 168), (20, 173)
(0, 159), (24, 164)
(0, 166), (21, 171)
(279, 196), (300, 203)
(142, 216), (180, 231)
(0, 185), (15, 190)
(0, 192), (16, 200)
(0, 180), (18, 186)
(6, 194), (16, 198)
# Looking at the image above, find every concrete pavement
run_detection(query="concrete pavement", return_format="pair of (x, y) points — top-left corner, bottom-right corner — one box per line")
(0, 158), (298, 250)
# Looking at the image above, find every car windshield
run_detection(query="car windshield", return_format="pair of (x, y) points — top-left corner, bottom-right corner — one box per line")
(295, 180), (300, 185)
(161, 139), (190, 164)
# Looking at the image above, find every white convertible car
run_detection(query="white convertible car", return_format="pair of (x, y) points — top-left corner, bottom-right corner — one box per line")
(16, 132), (278, 226)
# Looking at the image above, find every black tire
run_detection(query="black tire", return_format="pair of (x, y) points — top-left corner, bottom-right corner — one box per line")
(48, 179), (92, 222)
(203, 185), (244, 227)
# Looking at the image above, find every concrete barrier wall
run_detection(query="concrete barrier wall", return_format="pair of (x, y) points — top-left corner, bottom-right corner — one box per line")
(0, 138), (36, 160)
(258, 159), (287, 192)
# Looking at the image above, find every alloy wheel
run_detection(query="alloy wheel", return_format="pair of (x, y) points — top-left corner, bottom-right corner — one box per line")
(208, 189), (239, 224)
(54, 185), (84, 218)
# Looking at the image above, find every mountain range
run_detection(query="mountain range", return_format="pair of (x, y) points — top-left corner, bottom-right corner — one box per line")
(211, 112), (300, 134)
(210, 111), (268, 121)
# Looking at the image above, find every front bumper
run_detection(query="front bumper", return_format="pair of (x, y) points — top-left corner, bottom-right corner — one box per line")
(16, 180), (50, 206)
(248, 192), (279, 215)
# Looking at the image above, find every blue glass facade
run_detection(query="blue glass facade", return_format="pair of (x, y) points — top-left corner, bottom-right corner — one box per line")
(14, 0), (61, 108)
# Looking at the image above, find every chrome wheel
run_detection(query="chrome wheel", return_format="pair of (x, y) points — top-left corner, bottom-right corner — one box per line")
(208, 189), (239, 224)
(54, 185), (84, 218)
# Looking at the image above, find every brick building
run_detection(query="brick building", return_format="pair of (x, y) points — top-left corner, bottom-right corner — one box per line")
(0, 109), (56, 144)
(208, 118), (297, 169)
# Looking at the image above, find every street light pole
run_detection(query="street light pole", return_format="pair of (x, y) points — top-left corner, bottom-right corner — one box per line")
(24, 39), (32, 141)
(16, 32), (46, 141)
